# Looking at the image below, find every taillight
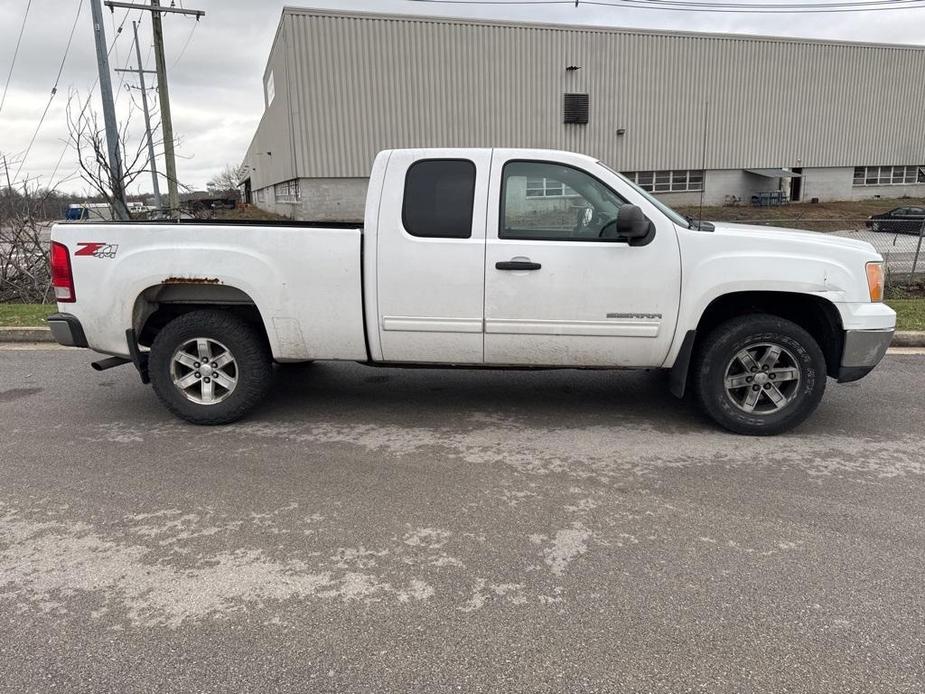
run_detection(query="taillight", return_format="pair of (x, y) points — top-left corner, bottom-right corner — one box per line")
(50, 241), (76, 302)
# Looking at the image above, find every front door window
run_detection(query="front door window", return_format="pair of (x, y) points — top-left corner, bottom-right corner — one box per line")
(501, 161), (628, 241)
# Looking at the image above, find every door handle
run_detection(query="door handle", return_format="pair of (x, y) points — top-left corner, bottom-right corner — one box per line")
(496, 260), (541, 271)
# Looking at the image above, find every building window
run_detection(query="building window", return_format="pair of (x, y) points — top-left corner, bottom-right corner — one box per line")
(265, 71), (275, 106)
(853, 165), (922, 186)
(256, 189), (265, 203)
(402, 159), (476, 239)
(525, 177), (579, 198)
(274, 179), (300, 203)
(623, 170), (704, 193)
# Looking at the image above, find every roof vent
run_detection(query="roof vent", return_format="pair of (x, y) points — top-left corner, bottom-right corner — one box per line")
(563, 93), (589, 125)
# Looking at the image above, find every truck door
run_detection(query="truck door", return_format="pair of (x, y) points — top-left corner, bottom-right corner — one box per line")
(376, 149), (492, 363)
(483, 154), (682, 367)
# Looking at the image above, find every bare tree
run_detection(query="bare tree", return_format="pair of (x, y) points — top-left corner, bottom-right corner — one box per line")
(65, 90), (167, 216)
(1, 93), (178, 303)
(207, 163), (247, 195)
(0, 160), (54, 303)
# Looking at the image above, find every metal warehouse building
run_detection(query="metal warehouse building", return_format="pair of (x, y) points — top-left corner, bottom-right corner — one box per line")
(240, 7), (925, 220)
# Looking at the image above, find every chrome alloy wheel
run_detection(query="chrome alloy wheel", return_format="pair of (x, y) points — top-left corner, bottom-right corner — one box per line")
(170, 338), (238, 405)
(723, 342), (802, 414)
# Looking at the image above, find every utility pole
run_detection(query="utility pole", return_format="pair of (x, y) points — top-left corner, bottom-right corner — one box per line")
(90, 0), (131, 221)
(115, 20), (161, 211)
(104, 1), (204, 217)
(150, 0), (178, 215)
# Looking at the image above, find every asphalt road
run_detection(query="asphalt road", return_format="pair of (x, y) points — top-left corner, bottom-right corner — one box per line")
(0, 347), (923, 693)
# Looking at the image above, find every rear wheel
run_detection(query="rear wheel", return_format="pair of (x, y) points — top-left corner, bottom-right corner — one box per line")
(693, 314), (826, 435)
(148, 310), (272, 425)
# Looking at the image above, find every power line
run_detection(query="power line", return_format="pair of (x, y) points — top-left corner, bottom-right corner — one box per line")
(407, 0), (925, 11)
(0, 0), (34, 117)
(170, 19), (199, 69)
(46, 8), (132, 190)
(585, 0), (925, 13)
(408, 0), (924, 5)
(12, 0), (85, 184)
(115, 12), (147, 100)
(104, 0), (207, 214)
(633, 0), (925, 6)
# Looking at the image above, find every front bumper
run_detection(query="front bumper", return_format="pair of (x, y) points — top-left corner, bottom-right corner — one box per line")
(837, 327), (894, 383)
(46, 313), (88, 348)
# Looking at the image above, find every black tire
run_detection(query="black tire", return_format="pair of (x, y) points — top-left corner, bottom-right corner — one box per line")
(692, 314), (826, 436)
(148, 309), (272, 425)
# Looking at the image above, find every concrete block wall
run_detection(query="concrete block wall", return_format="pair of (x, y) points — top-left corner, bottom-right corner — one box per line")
(801, 167), (925, 203)
(296, 178), (368, 222)
(253, 171), (780, 218)
(847, 181), (925, 202)
(800, 167), (852, 202)
(251, 168), (925, 221)
(253, 178), (368, 221)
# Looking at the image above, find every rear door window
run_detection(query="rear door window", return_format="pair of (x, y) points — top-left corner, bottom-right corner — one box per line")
(402, 159), (476, 239)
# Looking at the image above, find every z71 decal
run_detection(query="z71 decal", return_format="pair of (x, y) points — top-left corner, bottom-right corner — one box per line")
(75, 242), (119, 259)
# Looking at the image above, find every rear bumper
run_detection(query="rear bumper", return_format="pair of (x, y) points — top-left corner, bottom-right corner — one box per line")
(837, 327), (893, 383)
(46, 313), (88, 348)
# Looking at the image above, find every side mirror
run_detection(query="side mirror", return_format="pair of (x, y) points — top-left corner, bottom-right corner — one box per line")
(611, 205), (656, 246)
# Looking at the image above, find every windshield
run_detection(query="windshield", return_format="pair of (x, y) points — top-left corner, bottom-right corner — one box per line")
(596, 162), (691, 228)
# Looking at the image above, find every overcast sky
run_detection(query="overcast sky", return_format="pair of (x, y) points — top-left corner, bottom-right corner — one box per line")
(1, 0), (923, 194)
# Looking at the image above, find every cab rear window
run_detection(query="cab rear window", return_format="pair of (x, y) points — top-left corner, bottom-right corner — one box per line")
(402, 159), (476, 239)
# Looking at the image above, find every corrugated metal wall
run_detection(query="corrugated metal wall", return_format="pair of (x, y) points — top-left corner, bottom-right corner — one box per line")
(243, 8), (925, 187)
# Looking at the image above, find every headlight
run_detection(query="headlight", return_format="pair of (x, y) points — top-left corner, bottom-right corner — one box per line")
(866, 261), (884, 302)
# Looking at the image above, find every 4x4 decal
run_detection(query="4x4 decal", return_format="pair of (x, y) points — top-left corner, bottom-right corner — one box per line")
(75, 242), (119, 259)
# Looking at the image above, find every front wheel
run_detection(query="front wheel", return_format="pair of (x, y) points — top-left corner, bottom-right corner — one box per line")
(692, 314), (827, 436)
(148, 310), (272, 425)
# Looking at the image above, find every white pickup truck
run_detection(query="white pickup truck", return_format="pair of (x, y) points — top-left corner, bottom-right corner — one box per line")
(48, 148), (895, 435)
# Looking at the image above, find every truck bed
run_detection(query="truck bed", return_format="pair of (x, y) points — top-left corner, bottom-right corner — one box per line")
(50, 221), (369, 362)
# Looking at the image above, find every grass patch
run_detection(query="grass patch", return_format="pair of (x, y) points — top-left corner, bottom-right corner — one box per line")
(0, 303), (56, 327)
(887, 299), (925, 332)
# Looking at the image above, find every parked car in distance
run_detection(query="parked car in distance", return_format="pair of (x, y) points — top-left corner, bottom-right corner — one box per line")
(865, 206), (925, 235)
(64, 202), (153, 222)
(64, 203), (114, 222)
(47, 148), (895, 436)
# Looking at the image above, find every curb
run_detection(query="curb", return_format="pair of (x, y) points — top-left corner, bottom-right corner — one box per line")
(891, 331), (925, 347)
(2, 326), (925, 347)
(0, 326), (55, 342)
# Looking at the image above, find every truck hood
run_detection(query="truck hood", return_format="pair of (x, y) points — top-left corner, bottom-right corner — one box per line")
(706, 221), (881, 259)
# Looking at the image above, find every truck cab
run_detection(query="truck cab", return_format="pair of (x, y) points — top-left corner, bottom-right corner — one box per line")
(366, 149), (680, 368)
